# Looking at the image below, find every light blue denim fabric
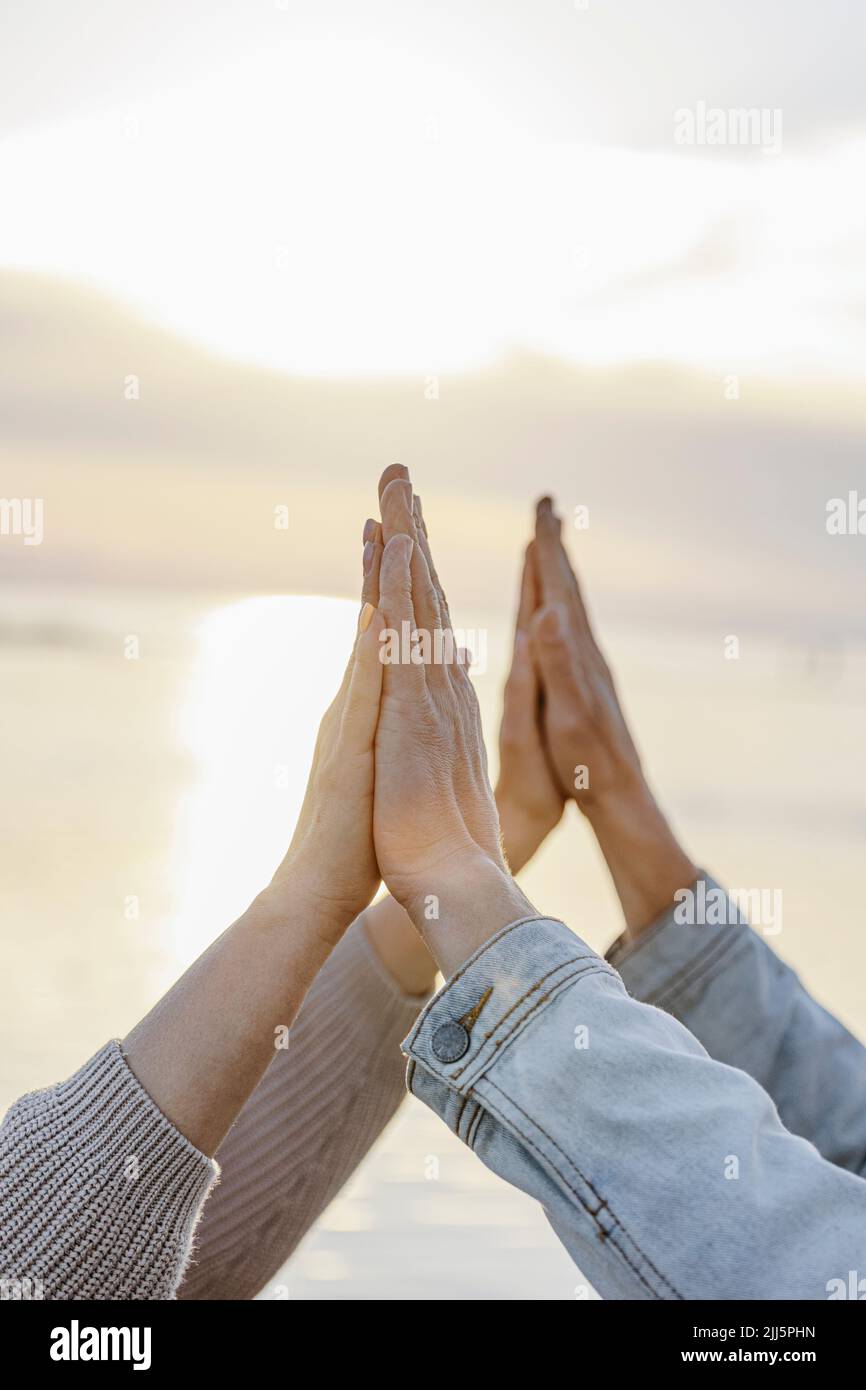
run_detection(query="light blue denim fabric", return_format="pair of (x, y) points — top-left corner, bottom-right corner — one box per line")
(610, 874), (866, 1178)
(402, 913), (866, 1300)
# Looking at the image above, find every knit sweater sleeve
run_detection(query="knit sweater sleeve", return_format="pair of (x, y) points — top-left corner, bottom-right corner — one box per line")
(178, 914), (429, 1300)
(0, 1039), (218, 1300)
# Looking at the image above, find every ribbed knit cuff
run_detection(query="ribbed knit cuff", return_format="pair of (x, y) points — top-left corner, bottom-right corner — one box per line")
(0, 1040), (218, 1300)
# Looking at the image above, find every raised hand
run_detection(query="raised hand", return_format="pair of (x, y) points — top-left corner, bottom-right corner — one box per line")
(528, 497), (645, 812)
(527, 496), (697, 936)
(123, 540), (389, 1157)
(371, 465), (533, 976)
(268, 576), (386, 944)
(495, 541), (566, 872)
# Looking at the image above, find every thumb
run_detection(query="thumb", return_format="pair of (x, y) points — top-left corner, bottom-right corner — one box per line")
(340, 604), (385, 752)
(501, 631), (538, 739)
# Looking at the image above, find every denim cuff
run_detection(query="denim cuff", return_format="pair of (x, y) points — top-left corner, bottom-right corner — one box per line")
(402, 915), (613, 1097)
(605, 873), (757, 1015)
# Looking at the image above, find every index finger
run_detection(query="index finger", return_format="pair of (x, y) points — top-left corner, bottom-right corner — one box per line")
(534, 497), (594, 640)
(534, 497), (575, 606)
(413, 494), (453, 631)
(378, 532), (426, 696)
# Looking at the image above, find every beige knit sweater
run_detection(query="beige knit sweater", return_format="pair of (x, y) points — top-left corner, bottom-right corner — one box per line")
(0, 917), (427, 1300)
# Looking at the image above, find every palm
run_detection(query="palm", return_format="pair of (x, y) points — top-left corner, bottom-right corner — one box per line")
(373, 690), (473, 903)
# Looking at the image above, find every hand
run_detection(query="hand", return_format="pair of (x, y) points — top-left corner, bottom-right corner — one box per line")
(528, 497), (697, 938)
(357, 502), (437, 998)
(264, 577), (386, 945)
(371, 465), (534, 976)
(495, 541), (565, 872)
(529, 497), (646, 813)
(124, 540), (388, 1155)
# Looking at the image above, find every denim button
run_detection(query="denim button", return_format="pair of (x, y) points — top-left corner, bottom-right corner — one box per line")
(432, 1020), (470, 1063)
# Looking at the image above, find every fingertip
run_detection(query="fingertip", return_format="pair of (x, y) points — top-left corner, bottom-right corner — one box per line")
(378, 463), (410, 501)
(380, 476), (415, 514)
(383, 531), (413, 561)
(355, 605), (386, 665)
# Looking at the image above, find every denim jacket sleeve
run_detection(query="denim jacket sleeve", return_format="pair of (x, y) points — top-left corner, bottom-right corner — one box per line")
(608, 875), (866, 1178)
(402, 915), (866, 1300)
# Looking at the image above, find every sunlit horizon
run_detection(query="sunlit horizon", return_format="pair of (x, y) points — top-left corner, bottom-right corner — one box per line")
(2, 27), (866, 379)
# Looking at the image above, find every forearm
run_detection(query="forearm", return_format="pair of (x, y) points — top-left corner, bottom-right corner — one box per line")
(123, 881), (341, 1157)
(583, 778), (697, 938)
(363, 892), (437, 996)
(179, 914), (431, 1299)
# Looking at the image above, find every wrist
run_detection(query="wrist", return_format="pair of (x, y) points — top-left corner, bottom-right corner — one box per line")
(495, 793), (559, 874)
(253, 867), (359, 954)
(404, 849), (538, 978)
(576, 767), (650, 825)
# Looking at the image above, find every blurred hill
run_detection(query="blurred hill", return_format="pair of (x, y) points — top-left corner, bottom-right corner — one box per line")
(2, 270), (864, 637)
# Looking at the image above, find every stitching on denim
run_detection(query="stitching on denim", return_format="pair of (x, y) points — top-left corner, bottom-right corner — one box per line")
(458, 961), (612, 1086)
(491, 962), (606, 1051)
(436, 916), (578, 994)
(484, 1076), (684, 1301)
(454, 1092), (471, 1139)
(658, 942), (741, 1014)
(478, 1083), (668, 1301)
(654, 926), (741, 998)
(450, 957), (587, 1077)
(467, 1100), (484, 1149)
(482, 957), (589, 1041)
(460, 985), (493, 1034)
(452, 960), (611, 1083)
(474, 964), (605, 1081)
(655, 930), (745, 1011)
(463, 1099), (482, 1148)
(405, 916), (577, 1051)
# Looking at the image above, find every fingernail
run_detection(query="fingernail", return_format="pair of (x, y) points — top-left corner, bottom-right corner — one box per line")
(539, 604), (564, 639)
(359, 602), (375, 633)
(362, 540), (374, 574)
(363, 518), (377, 543)
(537, 496), (553, 516)
(381, 476), (414, 513)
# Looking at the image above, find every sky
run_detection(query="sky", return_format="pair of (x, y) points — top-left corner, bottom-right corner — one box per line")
(1, 0), (865, 376)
